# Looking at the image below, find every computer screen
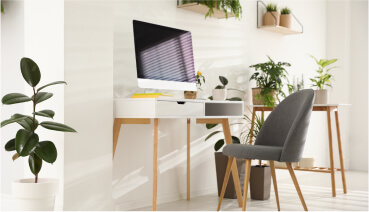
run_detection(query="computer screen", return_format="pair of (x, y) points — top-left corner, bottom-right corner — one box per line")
(133, 20), (196, 90)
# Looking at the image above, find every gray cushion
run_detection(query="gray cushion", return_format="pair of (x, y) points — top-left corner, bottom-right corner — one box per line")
(223, 144), (283, 161)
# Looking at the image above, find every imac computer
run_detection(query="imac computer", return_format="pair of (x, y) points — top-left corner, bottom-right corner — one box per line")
(133, 20), (197, 91)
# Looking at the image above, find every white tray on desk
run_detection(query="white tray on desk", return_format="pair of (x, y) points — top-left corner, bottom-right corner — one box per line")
(114, 98), (244, 119)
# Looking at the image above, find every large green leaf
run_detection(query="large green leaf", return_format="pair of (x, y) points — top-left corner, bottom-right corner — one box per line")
(206, 123), (218, 129)
(35, 141), (57, 163)
(12, 114), (38, 131)
(1, 116), (27, 128)
(32, 92), (53, 104)
(232, 136), (240, 144)
(5, 138), (16, 151)
(321, 59), (337, 68)
(34, 110), (55, 119)
(37, 81), (66, 92)
(20, 57), (41, 87)
(214, 139), (225, 151)
(40, 121), (77, 132)
(29, 153), (42, 175)
(226, 97), (242, 101)
(219, 76), (228, 86)
(205, 131), (222, 141)
(2, 93), (32, 105)
(15, 129), (39, 156)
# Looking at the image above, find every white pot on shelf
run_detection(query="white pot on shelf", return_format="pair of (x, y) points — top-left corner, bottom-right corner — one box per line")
(12, 178), (59, 211)
(212, 89), (227, 101)
(314, 89), (329, 104)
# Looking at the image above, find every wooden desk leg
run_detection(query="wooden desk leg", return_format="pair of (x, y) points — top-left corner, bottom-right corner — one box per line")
(335, 110), (347, 194)
(187, 118), (191, 200)
(222, 118), (243, 207)
(327, 108), (336, 197)
(153, 118), (159, 211)
(113, 118), (122, 159)
(249, 108), (256, 145)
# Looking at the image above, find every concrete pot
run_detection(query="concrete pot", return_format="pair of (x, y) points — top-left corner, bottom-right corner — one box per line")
(215, 152), (245, 199)
(212, 89), (227, 101)
(250, 165), (271, 200)
(184, 91), (197, 99)
(263, 11), (280, 26)
(314, 89), (329, 104)
(280, 14), (292, 28)
(252, 88), (277, 105)
(12, 178), (58, 211)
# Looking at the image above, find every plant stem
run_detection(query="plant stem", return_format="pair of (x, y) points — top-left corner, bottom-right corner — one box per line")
(35, 174), (38, 183)
(32, 87), (36, 132)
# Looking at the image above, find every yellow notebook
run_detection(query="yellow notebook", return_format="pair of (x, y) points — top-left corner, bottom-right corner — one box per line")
(131, 95), (160, 98)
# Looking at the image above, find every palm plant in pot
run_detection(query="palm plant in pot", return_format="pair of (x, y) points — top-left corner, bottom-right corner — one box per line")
(309, 55), (338, 104)
(2, 57), (77, 211)
(249, 56), (290, 108)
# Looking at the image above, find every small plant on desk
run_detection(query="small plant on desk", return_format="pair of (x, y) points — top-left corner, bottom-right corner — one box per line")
(209, 75), (244, 101)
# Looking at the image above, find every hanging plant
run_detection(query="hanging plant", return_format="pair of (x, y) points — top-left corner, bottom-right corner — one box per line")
(182, 0), (242, 19)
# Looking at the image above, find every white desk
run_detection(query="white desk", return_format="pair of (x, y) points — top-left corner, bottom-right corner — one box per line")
(113, 98), (244, 211)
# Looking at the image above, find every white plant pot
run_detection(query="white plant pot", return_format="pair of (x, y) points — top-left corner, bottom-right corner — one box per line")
(212, 89), (227, 101)
(299, 157), (315, 169)
(12, 178), (59, 211)
(314, 89), (329, 104)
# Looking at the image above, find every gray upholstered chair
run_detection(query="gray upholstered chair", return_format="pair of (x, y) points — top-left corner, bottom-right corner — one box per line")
(217, 89), (315, 211)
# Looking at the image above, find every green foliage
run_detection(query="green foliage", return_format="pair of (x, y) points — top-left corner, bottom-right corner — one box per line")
(249, 56), (290, 108)
(1, 3), (4, 14)
(280, 7), (291, 14)
(241, 110), (264, 145)
(1, 57), (76, 183)
(266, 3), (277, 12)
(288, 74), (305, 95)
(182, 0), (242, 20)
(309, 55), (338, 90)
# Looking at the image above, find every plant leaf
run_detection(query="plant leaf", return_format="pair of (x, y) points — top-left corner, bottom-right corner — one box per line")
(32, 92), (53, 104)
(219, 76), (228, 86)
(5, 138), (16, 151)
(205, 131), (222, 141)
(15, 129), (39, 157)
(214, 139), (225, 151)
(34, 110), (55, 119)
(37, 81), (67, 92)
(40, 121), (77, 132)
(12, 114), (38, 131)
(13, 153), (20, 161)
(206, 123), (218, 130)
(29, 153), (42, 175)
(232, 136), (240, 144)
(2, 93), (32, 105)
(20, 57), (41, 87)
(227, 97), (242, 101)
(1, 116), (27, 128)
(35, 141), (57, 163)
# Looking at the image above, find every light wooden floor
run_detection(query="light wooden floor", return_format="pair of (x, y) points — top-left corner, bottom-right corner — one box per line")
(134, 171), (368, 211)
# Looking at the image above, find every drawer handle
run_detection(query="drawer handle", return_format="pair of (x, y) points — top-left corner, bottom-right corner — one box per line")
(177, 101), (186, 105)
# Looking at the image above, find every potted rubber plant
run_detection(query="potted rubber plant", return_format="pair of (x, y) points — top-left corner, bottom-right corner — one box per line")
(210, 76), (244, 101)
(184, 71), (205, 99)
(2, 57), (77, 211)
(249, 56), (290, 108)
(263, 3), (279, 26)
(182, 0), (242, 19)
(280, 7), (291, 28)
(309, 55), (338, 104)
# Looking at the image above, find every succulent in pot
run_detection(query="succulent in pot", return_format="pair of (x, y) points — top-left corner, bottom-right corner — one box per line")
(263, 3), (279, 26)
(2, 57), (77, 211)
(280, 7), (292, 28)
(309, 55), (338, 104)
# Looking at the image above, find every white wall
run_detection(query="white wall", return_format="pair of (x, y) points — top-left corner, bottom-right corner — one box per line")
(63, 1), (114, 210)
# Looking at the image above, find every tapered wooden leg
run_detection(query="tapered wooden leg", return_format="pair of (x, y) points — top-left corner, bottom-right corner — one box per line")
(335, 110), (347, 194)
(222, 119), (243, 207)
(153, 118), (159, 211)
(113, 118), (122, 159)
(242, 159), (252, 211)
(187, 118), (191, 200)
(327, 108), (336, 197)
(248, 108), (256, 145)
(270, 161), (280, 211)
(286, 163), (308, 211)
(217, 157), (234, 211)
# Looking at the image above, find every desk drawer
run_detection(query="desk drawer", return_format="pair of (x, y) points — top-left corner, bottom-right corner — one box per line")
(156, 100), (204, 117)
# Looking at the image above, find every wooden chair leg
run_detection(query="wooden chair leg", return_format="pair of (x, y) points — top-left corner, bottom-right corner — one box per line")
(242, 159), (252, 211)
(217, 157), (234, 211)
(286, 163), (308, 211)
(270, 161), (280, 211)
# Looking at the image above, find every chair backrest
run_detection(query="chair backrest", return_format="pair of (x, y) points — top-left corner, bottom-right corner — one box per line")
(254, 89), (315, 162)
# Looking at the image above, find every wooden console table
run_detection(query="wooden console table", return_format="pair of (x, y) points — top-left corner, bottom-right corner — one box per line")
(246, 104), (349, 197)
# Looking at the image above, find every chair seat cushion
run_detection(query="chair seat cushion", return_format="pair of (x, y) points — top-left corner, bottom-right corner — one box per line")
(223, 144), (283, 161)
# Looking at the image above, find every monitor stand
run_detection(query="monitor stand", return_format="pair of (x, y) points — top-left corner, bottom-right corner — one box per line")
(144, 88), (159, 94)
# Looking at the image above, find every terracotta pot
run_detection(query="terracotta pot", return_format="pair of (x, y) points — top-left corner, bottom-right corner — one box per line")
(184, 91), (197, 99)
(314, 89), (329, 104)
(252, 88), (277, 105)
(263, 11), (280, 26)
(215, 152), (245, 199)
(250, 166), (271, 200)
(212, 89), (227, 101)
(280, 14), (292, 28)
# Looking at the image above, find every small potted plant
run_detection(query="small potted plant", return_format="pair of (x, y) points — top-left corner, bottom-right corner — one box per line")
(2, 58), (77, 211)
(263, 3), (279, 26)
(182, 0), (242, 19)
(280, 7), (291, 28)
(184, 71), (205, 99)
(212, 76), (228, 101)
(249, 56), (290, 108)
(309, 55), (338, 104)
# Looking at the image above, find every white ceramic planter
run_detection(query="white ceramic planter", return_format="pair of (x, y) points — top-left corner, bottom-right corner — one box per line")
(212, 89), (227, 101)
(299, 157), (315, 169)
(314, 89), (329, 104)
(12, 178), (58, 211)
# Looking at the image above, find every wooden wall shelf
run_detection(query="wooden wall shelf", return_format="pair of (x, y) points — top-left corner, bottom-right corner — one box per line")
(177, 2), (235, 19)
(259, 25), (302, 35)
